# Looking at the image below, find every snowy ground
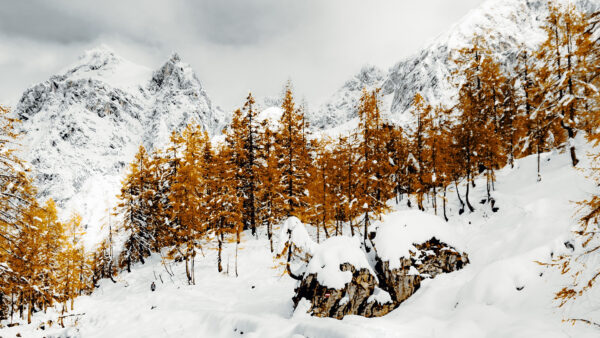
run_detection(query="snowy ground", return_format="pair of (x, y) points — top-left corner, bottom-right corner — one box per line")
(2, 139), (600, 337)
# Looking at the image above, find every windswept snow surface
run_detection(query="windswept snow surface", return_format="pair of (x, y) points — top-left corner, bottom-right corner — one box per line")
(3, 138), (599, 337)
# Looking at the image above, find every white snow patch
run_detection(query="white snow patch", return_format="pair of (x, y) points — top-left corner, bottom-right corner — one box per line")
(305, 236), (374, 289)
(368, 287), (392, 305)
(277, 217), (316, 256)
(373, 210), (465, 269)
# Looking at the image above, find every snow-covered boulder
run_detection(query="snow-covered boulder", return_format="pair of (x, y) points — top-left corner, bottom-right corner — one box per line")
(293, 211), (469, 319)
(373, 211), (469, 304)
(293, 236), (390, 319)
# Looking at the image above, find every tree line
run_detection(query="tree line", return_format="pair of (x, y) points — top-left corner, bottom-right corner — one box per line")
(103, 1), (600, 284)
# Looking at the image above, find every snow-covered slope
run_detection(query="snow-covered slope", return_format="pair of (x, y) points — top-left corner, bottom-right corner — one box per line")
(145, 53), (224, 150)
(311, 0), (600, 132)
(307, 65), (386, 131)
(14, 46), (226, 221)
(4, 137), (599, 338)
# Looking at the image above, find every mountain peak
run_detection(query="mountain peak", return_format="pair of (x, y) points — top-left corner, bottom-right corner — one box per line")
(70, 45), (123, 74)
(150, 52), (201, 91)
(349, 65), (385, 90)
(168, 52), (182, 63)
(15, 46), (225, 213)
(54, 44), (153, 92)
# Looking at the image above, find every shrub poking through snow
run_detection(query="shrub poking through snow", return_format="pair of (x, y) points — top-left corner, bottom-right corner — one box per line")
(276, 217), (317, 279)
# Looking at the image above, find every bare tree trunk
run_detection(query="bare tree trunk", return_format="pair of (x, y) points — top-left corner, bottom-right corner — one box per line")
(286, 243), (302, 281)
(454, 180), (465, 213)
(268, 220), (273, 253)
(432, 186), (437, 215)
(363, 212), (369, 249)
(537, 144), (542, 182)
(27, 293), (32, 324)
(322, 217), (330, 239)
(465, 172), (475, 212)
(443, 186), (448, 222)
(486, 169), (491, 202)
(191, 256), (195, 285)
(217, 233), (223, 273)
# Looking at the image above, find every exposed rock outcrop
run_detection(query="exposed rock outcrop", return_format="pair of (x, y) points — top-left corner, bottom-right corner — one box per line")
(292, 212), (469, 319)
(374, 238), (469, 306)
(293, 263), (379, 319)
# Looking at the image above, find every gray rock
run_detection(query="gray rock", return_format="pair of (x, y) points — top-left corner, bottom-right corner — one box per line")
(293, 263), (378, 319)
(293, 237), (469, 319)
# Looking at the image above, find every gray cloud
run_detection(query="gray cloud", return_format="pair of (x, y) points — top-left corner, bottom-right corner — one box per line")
(191, 0), (312, 45)
(0, 0), (485, 110)
(0, 0), (103, 42)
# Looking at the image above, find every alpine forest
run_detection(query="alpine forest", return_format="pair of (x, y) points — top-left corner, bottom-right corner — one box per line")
(3, 0), (600, 335)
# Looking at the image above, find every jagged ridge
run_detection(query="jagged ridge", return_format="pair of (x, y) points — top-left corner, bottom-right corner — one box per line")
(15, 46), (226, 215)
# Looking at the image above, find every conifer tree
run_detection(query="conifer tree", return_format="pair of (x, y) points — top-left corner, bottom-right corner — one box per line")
(276, 84), (311, 219)
(257, 120), (285, 251)
(500, 73), (525, 169)
(477, 48), (507, 203)
(452, 38), (490, 212)
(145, 148), (175, 249)
(209, 144), (243, 272)
(226, 94), (262, 236)
(116, 145), (153, 272)
(0, 106), (39, 322)
(334, 135), (360, 236)
(168, 122), (209, 284)
(308, 138), (335, 242)
(432, 109), (455, 221)
(355, 89), (393, 244)
(407, 93), (433, 211)
(58, 213), (88, 314)
(425, 105), (450, 215)
(515, 48), (554, 180)
(537, 1), (594, 167)
(385, 125), (408, 206)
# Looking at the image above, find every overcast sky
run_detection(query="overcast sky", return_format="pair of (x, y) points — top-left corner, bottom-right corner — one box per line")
(0, 0), (485, 111)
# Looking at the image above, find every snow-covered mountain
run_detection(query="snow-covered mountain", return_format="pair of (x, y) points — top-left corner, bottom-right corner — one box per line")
(307, 65), (386, 131)
(15, 46), (226, 220)
(311, 0), (600, 131)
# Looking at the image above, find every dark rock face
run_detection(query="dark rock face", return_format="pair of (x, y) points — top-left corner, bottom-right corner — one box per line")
(413, 238), (469, 277)
(293, 263), (385, 319)
(374, 258), (422, 305)
(293, 238), (469, 319)
(375, 238), (469, 306)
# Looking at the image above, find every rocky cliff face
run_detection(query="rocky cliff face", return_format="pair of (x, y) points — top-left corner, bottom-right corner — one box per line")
(15, 46), (226, 211)
(145, 53), (223, 150)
